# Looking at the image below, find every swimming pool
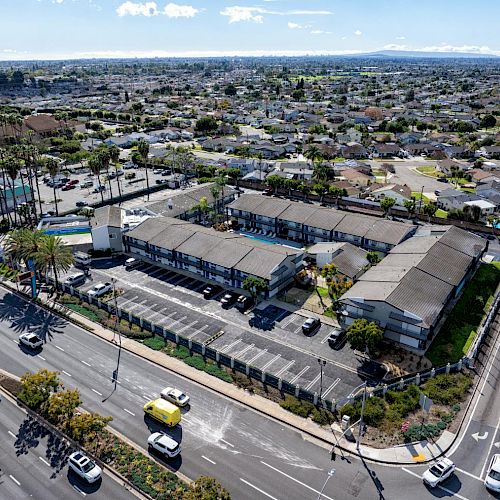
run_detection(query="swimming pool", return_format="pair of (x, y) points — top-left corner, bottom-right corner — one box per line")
(240, 232), (303, 249)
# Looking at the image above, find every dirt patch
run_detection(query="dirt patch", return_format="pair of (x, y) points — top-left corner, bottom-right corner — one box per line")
(376, 345), (432, 377)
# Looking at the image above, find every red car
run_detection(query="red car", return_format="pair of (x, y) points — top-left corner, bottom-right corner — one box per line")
(262, 187), (273, 196)
(62, 183), (75, 191)
(68, 179), (79, 185)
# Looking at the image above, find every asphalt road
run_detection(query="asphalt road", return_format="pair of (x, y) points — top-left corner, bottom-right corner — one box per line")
(1, 286), (499, 500)
(0, 391), (135, 500)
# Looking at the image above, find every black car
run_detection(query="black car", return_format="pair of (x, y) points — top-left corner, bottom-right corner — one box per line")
(220, 292), (238, 308)
(437, 177), (448, 183)
(302, 317), (321, 335)
(327, 329), (346, 349)
(76, 200), (88, 208)
(235, 295), (254, 312)
(203, 285), (222, 299)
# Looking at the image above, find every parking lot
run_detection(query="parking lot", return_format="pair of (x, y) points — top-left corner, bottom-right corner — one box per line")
(61, 260), (379, 401)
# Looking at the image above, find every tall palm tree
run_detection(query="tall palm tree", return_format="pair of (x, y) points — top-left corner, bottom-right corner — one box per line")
(137, 139), (150, 200)
(107, 144), (123, 200)
(3, 155), (21, 226)
(304, 145), (322, 165)
(35, 234), (74, 292)
(0, 149), (14, 225)
(98, 149), (114, 201)
(45, 157), (60, 216)
(88, 154), (105, 203)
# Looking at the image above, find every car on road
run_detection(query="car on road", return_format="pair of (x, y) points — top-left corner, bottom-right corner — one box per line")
(148, 432), (181, 458)
(160, 387), (190, 407)
(220, 292), (238, 308)
(485, 454), (500, 492)
(75, 200), (88, 208)
(302, 317), (321, 335)
(422, 458), (455, 488)
(143, 398), (181, 426)
(125, 257), (141, 270)
(18, 332), (43, 349)
(235, 295), (254, 312)
(327, 328), (346, 349)
(437, 177), (448, 183)
(68, 452), (102, 483)
(87, 282), (112, 297)
(203, 284), (222, 299)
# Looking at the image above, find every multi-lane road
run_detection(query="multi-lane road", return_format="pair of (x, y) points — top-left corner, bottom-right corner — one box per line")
(1, 285), (499, 500)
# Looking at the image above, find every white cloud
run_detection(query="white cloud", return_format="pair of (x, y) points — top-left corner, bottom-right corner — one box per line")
(311, 30), (331, 35)
(220, 6), (265, 23)
(417, 44), (494, 54)
(116, 1), (158, 16)
(116, 2), (199, 18)
(288, 22), (301, 29)
(396, 36), (406, 40)
(383, 44), (408, 50)
(354, 29), (362, 36)
(163, 3), (199, 17)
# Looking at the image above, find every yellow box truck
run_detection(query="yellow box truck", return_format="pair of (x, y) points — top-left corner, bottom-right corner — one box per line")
(143, 398), (181, 427)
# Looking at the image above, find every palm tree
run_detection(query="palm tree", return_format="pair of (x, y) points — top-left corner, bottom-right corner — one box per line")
(312, 163), (329, 182)
(3, 155), (21, 226)
(314, 183), (328, 204)
(329, 185), (344, 208)
(45, 157), (60, 216)
(403, 198), (416, 219)
(304, 145), (322, 166)
(0, 150), (15, 226)
(107, 144), (123, 200)
(88, 154), (105, 203)
(98, 149), (114, 201)
(137, 139), (150, 200)
(35, 234), (74, 292)
(298, 182), (311, 201)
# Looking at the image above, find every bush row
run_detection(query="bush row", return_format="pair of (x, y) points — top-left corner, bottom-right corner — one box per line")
(279, 396), (336, 425)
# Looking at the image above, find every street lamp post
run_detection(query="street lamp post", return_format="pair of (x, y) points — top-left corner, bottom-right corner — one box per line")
(317, 469), (335, 500)
(357, 381), (368, 451)
(318, 358), (326, 399)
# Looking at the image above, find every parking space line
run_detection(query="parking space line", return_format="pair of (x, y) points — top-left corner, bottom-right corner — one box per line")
(322, 378), (341, 398)
(177, 321), (198, 334)
(305, 373), (321, 390)
(201, 455), (216, 465)
(261, 354), (281, 371)
(401, 468), (470, 500)
(289, 366), (310, 384)
(39, 456), (50, 466)
(221, 339), (242, 353)
(248, 349), (267, 364)
(293, 324), (303, 334)
(321, 332), (332, 344)
(169, 315), (188, 329)
(274, 360), (295, 377)
(187, 324), (209, 339)
(274, 310), (289, 323)
(9, 475), (21, 486)
(8, 430), (16, 438)
(234, 343), (255, 358)
(280, 315), (297, 329)
(240, 478), (280, 500)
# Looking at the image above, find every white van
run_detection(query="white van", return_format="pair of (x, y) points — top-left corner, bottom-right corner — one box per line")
(64, 272), (86, 287)
(74, 252), (92, 268)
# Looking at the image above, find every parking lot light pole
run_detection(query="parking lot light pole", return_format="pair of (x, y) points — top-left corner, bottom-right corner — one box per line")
(316, 469), (335, 500)
(357, 381), (368, 451)
(318, 358), (326, 399)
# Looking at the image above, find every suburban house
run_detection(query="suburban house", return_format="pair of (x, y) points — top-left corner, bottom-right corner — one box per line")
(368, 184), (412, 205)
(123, 217), (303, 297)
(463, 199), (496, 218)
(0, 179), (32, 213)
(338, 226), (486, 351)
(476, 180), (500, 209)
(341, 168), (373, 188)
(228, 194), (415, 252)
(436, 189), (481, 211)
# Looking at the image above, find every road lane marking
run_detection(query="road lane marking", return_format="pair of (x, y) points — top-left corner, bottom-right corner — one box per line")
(55, 345), (65, 352)
(322, 378), (341, 398)
(11, 339), (19, 344)
(240, 478), (280, 500)
(201, 455), (216, 465)
(39, 456), (50, 466)
(220, 439), (234, 448)
(73, 484), (87, 496)
(275, 360), (295, 377)
(92, 389), (103, 396)
(62, 370), (72, 377)
(81, 360), (91, 367)
(8, 430), (16, 438)
(143, 395), (151, 401)
(480, 415), (500, 479)
(123, 408), (135, 416)
(402, 467), (470, 500)
(9, 475), (21, 486)
(290, 366), (310, 384)
(37, 355), (46, 360)
(455, 467), (483, 482)
(260, 461), (334, 500)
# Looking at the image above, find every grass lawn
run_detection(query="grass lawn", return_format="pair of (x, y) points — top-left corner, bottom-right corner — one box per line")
(411, 191), (430, 203)
(426, 262), (500, 366)
(435, 209), (448, 219)
(416, 166), (440, 177)
(316, 287), (329, 298)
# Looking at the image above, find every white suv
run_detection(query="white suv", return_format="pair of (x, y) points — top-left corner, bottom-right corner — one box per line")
(148, 432), (181, 458)
(68, 452), (102, 483)
(422, 457), (455, 488)
(88, 282), (112, 297)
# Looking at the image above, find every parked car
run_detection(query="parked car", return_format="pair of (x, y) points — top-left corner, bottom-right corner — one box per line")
(156, 179), (168, 185)
(327, 328), (346, 349)
(18, 332), (43, 349)
(62, 183), (75, 191)
(302, 317), (321, 335)
(125, 257), (140, 270)
(80, 180), (93, 189)
(68, 452), (102, 483)
(235, 295), (254, 312)
(87, 282), (112, 297)
(262, 187), (273, 196)
(203, 285), (222, 299)
(125, 172), (136, 180)
(115, 169), (124, 177)
(220, 292), (238, 308)
(93, 185), (106, 193)
(153, 169), (163, 174)
(422, 458), (455, 488)
(41, 211), (55, 218)
(75, 200), (88, 208)
(485, 454), (500, 492)
(148, 432), (181, 458)
(64, 273), (86, 287)
(434, 190), (441, 196)
(160, 387), (190, 407)
(437, 177), (448, 183)
(68, 179), (79, 185)
(161, 169), (172, 176)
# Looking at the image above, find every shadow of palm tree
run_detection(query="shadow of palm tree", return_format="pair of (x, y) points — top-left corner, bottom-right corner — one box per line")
(0, 292), (67, 342)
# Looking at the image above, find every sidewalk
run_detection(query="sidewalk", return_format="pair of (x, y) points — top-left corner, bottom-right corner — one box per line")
(3, 281), (455, 465)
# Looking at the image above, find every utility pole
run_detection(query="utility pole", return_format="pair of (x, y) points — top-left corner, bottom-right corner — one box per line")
(357, 381), (367, 451)
(317, 469), (335, 500)
(418, 185), (424, 214)
(318, 358), (326, 399)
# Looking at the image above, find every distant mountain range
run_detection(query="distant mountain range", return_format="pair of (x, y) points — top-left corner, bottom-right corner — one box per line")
(363, 50), (498, 59)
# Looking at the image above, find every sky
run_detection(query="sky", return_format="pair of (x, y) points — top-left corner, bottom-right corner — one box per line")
(0, 0), (499, 60)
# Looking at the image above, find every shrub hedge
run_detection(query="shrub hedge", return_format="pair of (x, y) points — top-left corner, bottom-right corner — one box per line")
(422, 372), (472, 405)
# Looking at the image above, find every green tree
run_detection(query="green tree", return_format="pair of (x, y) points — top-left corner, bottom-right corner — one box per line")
(224, 84), (237, 96)
(243, 276), (268, 303)
(313, 182), (328, 203)
(19, 369), (60, 410)
(46, 389), (81, 429)
(346, 319), (384, 354)
(298, 182), (311, 201)
(35, 234), (74, 291)
(195, 116), (218, 134)
(137, 139), (151, 200)
(480, 114), (496, 130)
(328, 185), (344, 207)
(403, 198), (416, 219)
(266, 174), (284, 192)
(422, 203), (437, 221)
(380, 196), (396, 216)
(366, 251), (381, 266)
(88, 154), (105, 203)
(70, 412), (113, 451)
(183, 476), (231, 500)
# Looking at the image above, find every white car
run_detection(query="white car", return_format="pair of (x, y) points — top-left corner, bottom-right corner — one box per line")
(68, 451), (102, 483)
(19, 332), (43, 349)
(160, 387), (190, 407)
(485, 454), (500, 492)
(422, 457), (455, 488)
(147, 432), (181, 458)
(87, 282), (112, 297)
